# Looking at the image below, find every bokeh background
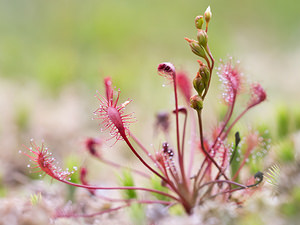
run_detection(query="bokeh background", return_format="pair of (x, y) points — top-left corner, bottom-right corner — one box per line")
(0, 0), (300, 223)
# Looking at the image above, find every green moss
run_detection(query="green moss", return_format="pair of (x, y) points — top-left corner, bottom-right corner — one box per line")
(30, 192), (42, 206)
(117, 169), (137, 200)
(276, 140), (295, 163)
(150, 175), (170, 201)
(64, 155), (80, 201)
(129, 203), (146, 225)
(293, 107), (300, 131)
(0, 188), (7, 197)
(169, 204), (185, 216)
(281, 202), (299, 217)
(238, 213), (264, 225)
(276, 105), (290, 139)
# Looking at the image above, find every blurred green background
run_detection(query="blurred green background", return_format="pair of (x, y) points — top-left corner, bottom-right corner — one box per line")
(0, 0), (299, 97)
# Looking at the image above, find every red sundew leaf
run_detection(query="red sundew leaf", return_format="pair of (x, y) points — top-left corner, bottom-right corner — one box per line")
(23, 140), (76, 181)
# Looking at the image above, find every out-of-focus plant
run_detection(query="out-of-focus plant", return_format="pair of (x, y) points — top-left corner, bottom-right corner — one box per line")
(22, 6), (268, 217)
(276, 105), (290, 139)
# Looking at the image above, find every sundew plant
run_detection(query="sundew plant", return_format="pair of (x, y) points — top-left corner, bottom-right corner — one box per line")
(23, 7), (267, 217)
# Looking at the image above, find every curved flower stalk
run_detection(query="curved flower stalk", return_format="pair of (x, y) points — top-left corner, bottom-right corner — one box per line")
(23, 6), (268, 217)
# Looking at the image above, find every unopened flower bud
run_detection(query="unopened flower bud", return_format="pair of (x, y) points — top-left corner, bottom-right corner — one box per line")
(198, 60), (210, 85)
(190, 95), (203, 110)
(195, 15), (204, 30)
(193, 75), (205, 96)
(204, 6), (212, 24)
(197, 29), (208, 47)
(184, 38), (206, 58)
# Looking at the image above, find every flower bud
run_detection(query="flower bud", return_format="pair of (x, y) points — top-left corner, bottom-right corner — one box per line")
(193, 74), (205, 96)
(195, 15), (204, 30)
(197, 29), (208, 47)
(184, 38), (206, 58)
(198, 60), (210, 85)
(204, 6), (212, 24)
(190, 95), (203, 110)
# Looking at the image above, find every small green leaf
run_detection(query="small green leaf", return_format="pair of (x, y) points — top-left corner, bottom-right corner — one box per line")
(117, 169), (137, 200)
(150, 176), (170, 201)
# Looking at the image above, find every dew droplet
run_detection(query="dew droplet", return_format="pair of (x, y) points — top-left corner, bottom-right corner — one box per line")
(19, 150), (22, 154)
(27, 164), (31, 168)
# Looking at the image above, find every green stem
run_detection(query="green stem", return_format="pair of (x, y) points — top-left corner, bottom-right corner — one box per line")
(196, 110), (229, 180)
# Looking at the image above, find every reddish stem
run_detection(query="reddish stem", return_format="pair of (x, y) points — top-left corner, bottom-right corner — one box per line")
(60, 179), (180, 201)
(193, 159), (207, 192)
(130, 134), (158, 165)
(210, 93), (237, 151)
(123, 135), (168, 184)
(202, 45), (214, 100)
(196, 110), (229, 180)
(173, 78), (188, 187)
(98, 157), (150, 178)
(122, 130), (191, 211)
(181, 108), (188, 174)
(68, 205), (129, 218)
(130, 134), (165, 176)
(221, 107), (249, 141)
(197, 161), (211, 186)
(188, 111), (197, 178)
(232, 145), (252, 181)
(198, 179), (247, 190)
(67, 199), (172, 218)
